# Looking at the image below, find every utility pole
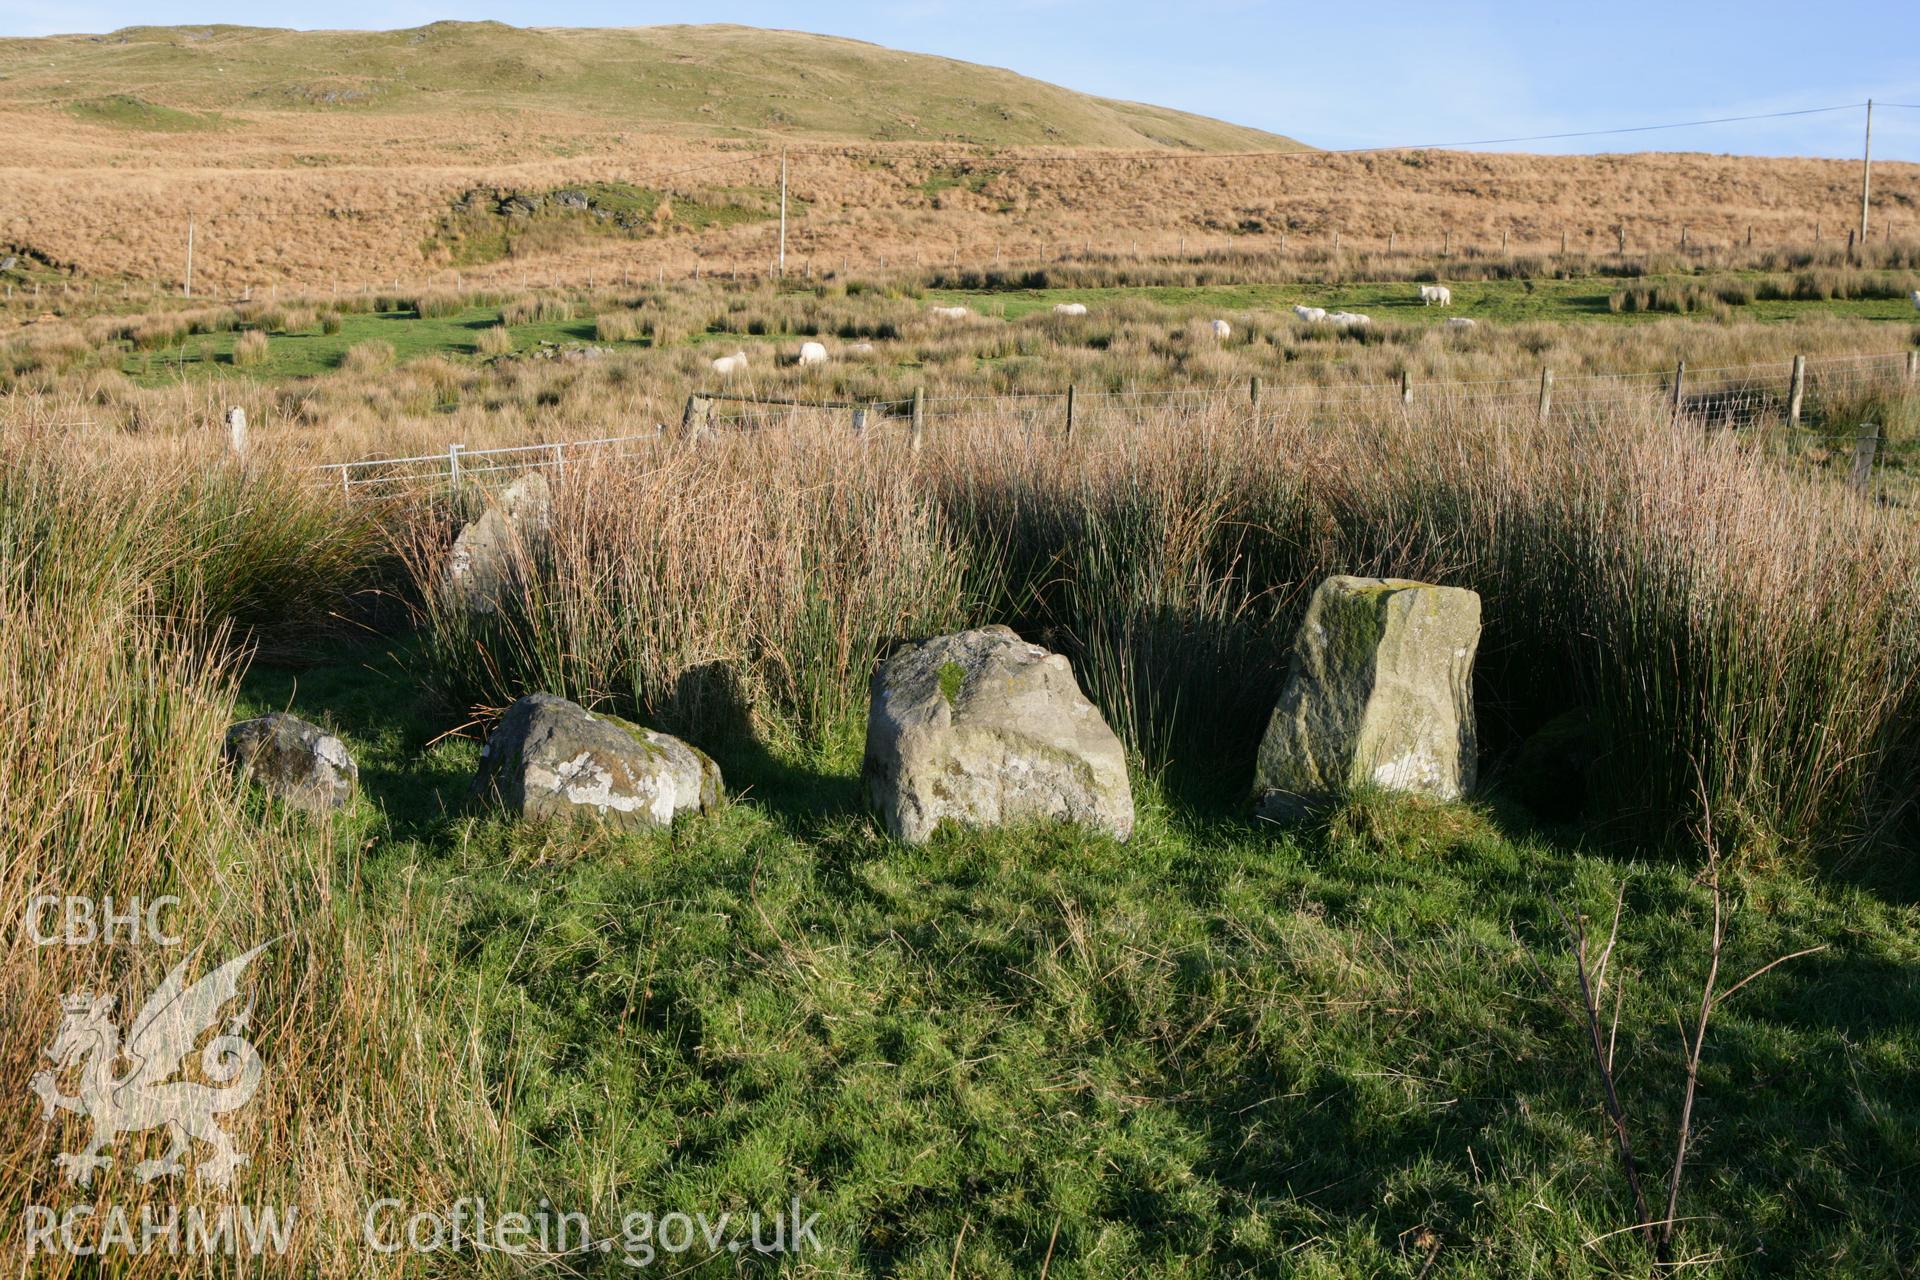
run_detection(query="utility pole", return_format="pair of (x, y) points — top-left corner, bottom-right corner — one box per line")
(184, 219), (195, 298)
(778, 150), (788, 279)
(1859, 99), (1874, 244)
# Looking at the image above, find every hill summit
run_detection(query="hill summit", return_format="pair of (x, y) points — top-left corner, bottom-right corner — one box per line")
(1, 21), (1304, 150)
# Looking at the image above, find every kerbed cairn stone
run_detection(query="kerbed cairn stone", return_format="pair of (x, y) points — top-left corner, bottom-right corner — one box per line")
(472, 693), (722, 830)
(864, 625), (1133, 844)
(225, 713), (357, 812)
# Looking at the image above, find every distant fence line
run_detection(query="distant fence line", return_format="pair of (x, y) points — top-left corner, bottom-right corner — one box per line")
(311, 348), (1919, 498)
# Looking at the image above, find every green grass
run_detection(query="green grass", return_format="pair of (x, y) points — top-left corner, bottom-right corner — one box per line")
(234, 642), (1920, 1276)
(427, 182), (774, 268)
(66, 92), (225, 131)
(924, 274), (1920, 326)
(118, 305), (631, 383)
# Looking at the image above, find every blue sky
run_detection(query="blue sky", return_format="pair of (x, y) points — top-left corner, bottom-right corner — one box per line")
(7, 0), (1919, 159)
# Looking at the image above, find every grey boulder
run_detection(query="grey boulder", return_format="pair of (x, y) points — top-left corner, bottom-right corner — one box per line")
(226, 713), (357, 812)
(473, 693), (721, 830)
(442, 471), (551, 614)
(864, 625), (1133, 844)
(1254, 575), (1481, 818)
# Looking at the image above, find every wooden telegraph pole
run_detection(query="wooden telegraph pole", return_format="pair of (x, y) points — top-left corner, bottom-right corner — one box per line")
(184, 219), (195, 298)
(1859, 100), (1874, 245)
(778, 150), (788, 278)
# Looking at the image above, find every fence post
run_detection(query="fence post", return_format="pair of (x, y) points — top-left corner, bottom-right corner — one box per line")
(1249, 375), (1261, 409)
(1400, 369), (1413, 405)
(1444, 229), (1452, 255)
(910, 386), (926, 452)
(224, 406), (247, 461)
(681, 394), (712, 441)
(552, 442), (565, 477)
(852, 406), (868, 434)
(1850, 423), (1880, 494)
(1787, 355), (1807, 430)
(1906, 351), (1918, 385)
(1670, 360), (1686, 425)
(1064, 384), (1077, 439)
(340, 465), (351, 497)
(1536, 368), (1554, 424)
(448, 442), (463, 486)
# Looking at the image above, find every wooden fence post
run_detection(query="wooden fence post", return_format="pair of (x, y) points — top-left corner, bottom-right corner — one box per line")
(1850, 423), (1880, 494)
(1249, 375), (1261, 409)
(448, 442), (464, 486)
(1787, 355), (1807, 431)
(1064, 384), (1077, 439)
(852, 407), (868, 434)
(681, 393), (713, 441)
(1537, 367), (1554, 423)
(1400, 369), (1413, 405)
(910, 386), (926, 452)
(1670, 360), (1687, 425)
(1617, 226), (1626, 255)
(1444, 228), (1452, 255)
(1906, 351), (1918, 385)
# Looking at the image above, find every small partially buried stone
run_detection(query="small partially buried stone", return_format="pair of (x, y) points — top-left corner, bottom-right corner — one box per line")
(226, 713), (357, 812)
(863, 625), (1133, 844)
(1253, 575), (1481, 819)
(472, 693), (722, 830)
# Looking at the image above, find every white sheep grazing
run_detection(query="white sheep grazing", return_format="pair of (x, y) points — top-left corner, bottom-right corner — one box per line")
(1327, 311), (1373, 329)
(710, 350), (749, 376)
(1053, 302), (1089, 317)
(1419, 285), (1453, 306)
(847, 341), (876, 357)
(797, 340), (829, 366)
(929, 305), (972, 320)
(1209, 319), (1232, 339)
(1444, 316), (1477, 329)
(1911, 290), (1920, 312)
(1292, 304), (1328, 323)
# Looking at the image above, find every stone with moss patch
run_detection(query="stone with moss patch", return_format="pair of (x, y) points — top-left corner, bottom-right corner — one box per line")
(473, 693), (722, 830)
(1253, 575), (1480, 819)
(864, 625), (1132, 843)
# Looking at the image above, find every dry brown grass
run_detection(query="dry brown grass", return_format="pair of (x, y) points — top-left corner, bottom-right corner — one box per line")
(4, 114), (1915, 296)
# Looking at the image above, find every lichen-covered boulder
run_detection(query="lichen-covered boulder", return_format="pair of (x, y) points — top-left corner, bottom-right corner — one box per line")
(225, 713), (357, 812)
(1253, 576), (1481, 818)
(473, 693), (721, 830)
(864, 625), (1133, 844)
(442, 471), (551, 614)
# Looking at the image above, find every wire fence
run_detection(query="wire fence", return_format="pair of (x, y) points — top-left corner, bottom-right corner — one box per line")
(314, 348), (1919, 497)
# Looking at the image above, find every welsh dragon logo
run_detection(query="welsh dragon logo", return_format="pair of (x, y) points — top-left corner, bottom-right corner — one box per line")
(29, 945), (268, 1189)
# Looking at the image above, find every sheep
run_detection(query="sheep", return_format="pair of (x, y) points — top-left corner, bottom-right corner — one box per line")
(710, 350), (749, 376)
(1208, 319), (1232, 339)
(1419, 285), (1453, 306)
(1444, 316), (1477, 329)
(1053, 302), (1089, 317)
(929, 305), (972, 320)
(1291, 304), (1328, 323)
(796, 340), (829, 366)
(1327, 311), (1372, 329)
(847, 341), (876, 357)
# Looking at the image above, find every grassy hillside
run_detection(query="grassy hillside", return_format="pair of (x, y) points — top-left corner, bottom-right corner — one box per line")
(0, 21), (1302, 150)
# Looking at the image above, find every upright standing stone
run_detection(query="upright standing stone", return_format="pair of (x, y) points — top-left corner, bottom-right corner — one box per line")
(1253, 576), (1481, 818)
(864, 625), (1133, 844)
(441, 471), (551, 614)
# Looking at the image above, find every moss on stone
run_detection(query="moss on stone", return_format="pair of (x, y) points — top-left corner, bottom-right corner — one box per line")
(937, 660), (967, 706)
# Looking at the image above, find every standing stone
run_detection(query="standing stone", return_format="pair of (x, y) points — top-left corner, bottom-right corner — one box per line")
(472, 693), (722, 830)
(1253, 576), (1481, 818)
(224, 406), (247, 459)
(441, 471), (551, 614)
(864, 625), (1133, 844)
(225, 713), (357, 812)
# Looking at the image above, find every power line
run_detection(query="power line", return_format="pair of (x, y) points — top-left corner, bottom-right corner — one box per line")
(1323, 102), (1867, 155)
